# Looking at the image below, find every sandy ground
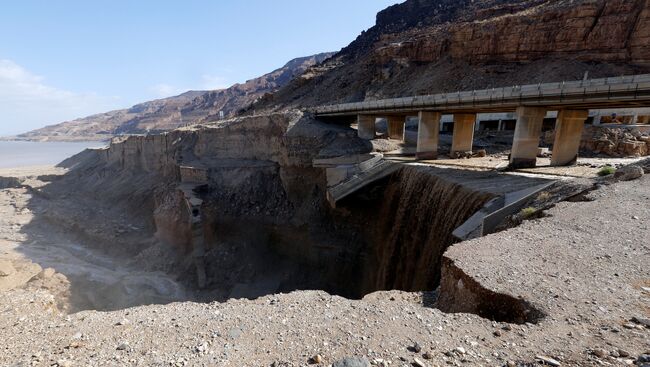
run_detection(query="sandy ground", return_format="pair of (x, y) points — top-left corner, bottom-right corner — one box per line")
(0, 165), (649, 367)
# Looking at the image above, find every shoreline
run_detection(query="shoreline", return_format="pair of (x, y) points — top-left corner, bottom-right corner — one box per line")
(0, 136), (111, 143)
(0, 141), (107, 170)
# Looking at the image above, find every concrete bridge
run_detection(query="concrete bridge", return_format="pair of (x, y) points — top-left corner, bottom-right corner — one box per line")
(313, 74), (650, 168)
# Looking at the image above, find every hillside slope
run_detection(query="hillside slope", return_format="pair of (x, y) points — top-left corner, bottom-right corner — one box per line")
(16, 53), (333, 141)
(255, 0), (650, 110)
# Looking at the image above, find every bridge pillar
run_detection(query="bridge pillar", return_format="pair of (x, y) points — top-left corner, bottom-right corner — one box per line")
(551, 109), (589, 166)
(451, 113), (476, 156)
(357, 115), (376, 140)
(509, 106), (547, 168)
(416, 111), (441, 159)
(387, 116), (406, 141)
(592, 115), (602, 126)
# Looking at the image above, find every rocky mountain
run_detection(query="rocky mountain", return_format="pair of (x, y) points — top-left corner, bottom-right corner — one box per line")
(16, 52), (333, 141)
(256, 0), (650, 110)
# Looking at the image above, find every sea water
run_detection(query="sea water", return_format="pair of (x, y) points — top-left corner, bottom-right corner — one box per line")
(0, 140), (106, 169)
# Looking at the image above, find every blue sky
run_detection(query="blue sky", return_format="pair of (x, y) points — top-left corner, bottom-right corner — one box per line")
(0, 1), (401, 135)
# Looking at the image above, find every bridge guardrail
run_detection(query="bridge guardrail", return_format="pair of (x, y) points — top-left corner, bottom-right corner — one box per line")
(313, 74), (650, 115)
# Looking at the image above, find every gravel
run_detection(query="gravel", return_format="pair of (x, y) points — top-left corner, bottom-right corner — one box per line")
(0, 167), (648, 366)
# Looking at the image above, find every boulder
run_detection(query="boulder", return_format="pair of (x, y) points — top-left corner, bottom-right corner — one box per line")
(332, 357), (371, 367)
(614, 165), (644, 181)
(621, 140), (648, 156)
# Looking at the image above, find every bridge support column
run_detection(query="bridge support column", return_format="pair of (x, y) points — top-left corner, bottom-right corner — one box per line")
(509, 106), (547, 168)
(451, 113), (476, 156)
(592, 114), (602, 126)
(551, 109), (589, 166)
(387, 116), (405, 141)
(416, 111), (441, 159)
(357, 115), (376, 140)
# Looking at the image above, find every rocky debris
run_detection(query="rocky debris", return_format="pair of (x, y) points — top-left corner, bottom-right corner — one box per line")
(613, 165), (644, 181)
(632, 316), (650, 328)
(618, 350), (631, 358)
(592, 349), (607, 358)
(536, 355), (561, 366)
(451, 151), (483, 159)
(571, 126), (650, 158)
(409, 342), (422, 353)
(310, 354), (322, 364)
(637, 355), (650, 364)
(332, 357), (371, 367)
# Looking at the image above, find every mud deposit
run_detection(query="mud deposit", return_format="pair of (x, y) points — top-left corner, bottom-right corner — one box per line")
(19, 240), (187, 312)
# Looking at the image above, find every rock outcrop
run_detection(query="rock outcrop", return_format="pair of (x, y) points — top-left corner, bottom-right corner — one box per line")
(542, 125), (650, 157)
(580, 126), (650, 157)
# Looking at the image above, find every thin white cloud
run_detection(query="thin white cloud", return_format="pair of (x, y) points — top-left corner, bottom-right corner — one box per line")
(149, 75), (231, 99)
(200, 74), (230, 90)
(0, 59), (121, 135)
(149, 83), (187, 98)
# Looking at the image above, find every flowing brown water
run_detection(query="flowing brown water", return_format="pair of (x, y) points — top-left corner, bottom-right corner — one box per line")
(368, 166), (493, 292)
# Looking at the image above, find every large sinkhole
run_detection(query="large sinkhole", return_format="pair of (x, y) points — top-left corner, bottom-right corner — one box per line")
(21, 165), (543, 323)
(187, 165), (544, 324)
(186, 167), (489, 301)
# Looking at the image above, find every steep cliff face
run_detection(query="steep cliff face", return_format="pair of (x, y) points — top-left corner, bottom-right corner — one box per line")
(373, 0), (650, 65)
(54, 112), (372, 297)
(261, 0), (650, 108)
(16, 53), (333, 141)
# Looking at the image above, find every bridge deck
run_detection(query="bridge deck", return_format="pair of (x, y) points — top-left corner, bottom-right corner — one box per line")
(313, 74), (650, 117)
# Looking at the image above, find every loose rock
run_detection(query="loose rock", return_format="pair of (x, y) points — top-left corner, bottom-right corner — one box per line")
(410, 342), (422, 353)
(592, 349), (607, 358)
(614, 165), (644, 181)
(332, 357), (371, 367)
(536, 355), (560, 366)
